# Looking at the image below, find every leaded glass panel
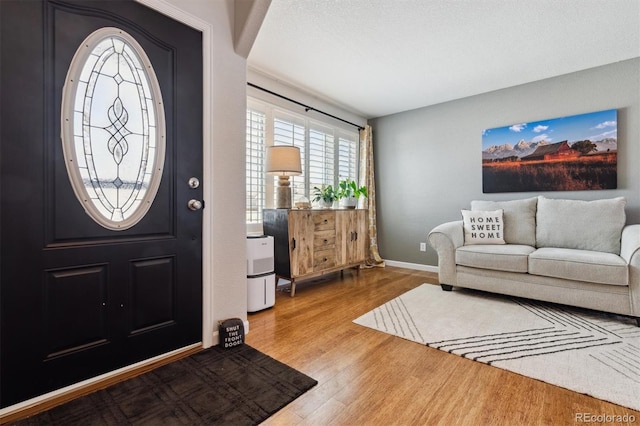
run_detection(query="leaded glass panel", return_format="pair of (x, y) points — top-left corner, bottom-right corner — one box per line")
(61, 27), (165, 230)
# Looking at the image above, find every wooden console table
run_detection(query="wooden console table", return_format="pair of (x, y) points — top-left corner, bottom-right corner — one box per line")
(262, 209), (368, 296)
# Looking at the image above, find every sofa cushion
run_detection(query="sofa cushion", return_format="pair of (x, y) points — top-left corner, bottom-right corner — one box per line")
(536, 196), (626, 254)
(471, 197), (537, 246)
(456, 244), (535, 273)
(461, 209), (505, 245)
(529, 247), (628, 286)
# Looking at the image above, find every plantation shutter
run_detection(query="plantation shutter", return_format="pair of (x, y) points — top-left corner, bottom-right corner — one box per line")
(245, 97), (361, 222)
(246, 107), (266, 223)
(338, 131), (358, 183)
(273, 111), (306, 202)
(308, 122), (335, 194)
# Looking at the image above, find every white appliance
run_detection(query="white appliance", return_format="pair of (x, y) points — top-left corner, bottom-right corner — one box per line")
(246, 235), (275, 312)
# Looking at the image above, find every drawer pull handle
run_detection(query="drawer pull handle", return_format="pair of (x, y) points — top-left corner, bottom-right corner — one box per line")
(323, 219), (328, 224)
(323, 257), (327, 262)
(323, 239), (328, 244)
(292, 238), (296, 250)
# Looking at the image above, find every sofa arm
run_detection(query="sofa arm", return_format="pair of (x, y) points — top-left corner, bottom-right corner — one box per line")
(621, 224), (640, 316)
(428, 220), (464, 287)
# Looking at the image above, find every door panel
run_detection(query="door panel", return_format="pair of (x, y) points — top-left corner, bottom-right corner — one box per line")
(130, 256), (176, 332)
(1, 0), (203, 407)
(44, 265), (109, 358)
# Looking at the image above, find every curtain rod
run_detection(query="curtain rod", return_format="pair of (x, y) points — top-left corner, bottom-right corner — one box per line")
(247, 82), (365, 131)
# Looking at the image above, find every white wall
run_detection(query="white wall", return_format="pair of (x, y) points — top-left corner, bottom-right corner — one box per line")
(371, 59), (640, 267)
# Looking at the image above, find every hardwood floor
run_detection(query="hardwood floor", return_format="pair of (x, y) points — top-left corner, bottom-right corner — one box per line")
(246, 266), (640, 425)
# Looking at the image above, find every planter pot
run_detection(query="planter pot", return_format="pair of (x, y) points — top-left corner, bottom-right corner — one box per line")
(341, 196), (357, 209)
(317, 199), (333, 209)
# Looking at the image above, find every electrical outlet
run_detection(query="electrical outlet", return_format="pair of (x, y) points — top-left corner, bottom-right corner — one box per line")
(419, 242), (427, 252)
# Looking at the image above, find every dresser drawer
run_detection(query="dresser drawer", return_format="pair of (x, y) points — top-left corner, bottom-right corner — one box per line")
(313, 249), (336, 270)
(314, 230), (335, 249)
(313, 212), (335, 231)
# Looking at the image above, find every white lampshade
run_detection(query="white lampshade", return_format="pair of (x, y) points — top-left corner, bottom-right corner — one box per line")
(265, 146), (301, 209)
(265, 146), (302, 176)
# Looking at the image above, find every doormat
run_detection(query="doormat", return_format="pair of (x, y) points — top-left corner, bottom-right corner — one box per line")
(15, 344), (317, 425)
(354, 284), (640, 412)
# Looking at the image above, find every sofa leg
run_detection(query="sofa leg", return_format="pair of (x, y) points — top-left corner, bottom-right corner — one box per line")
(440, 284), (453, 291)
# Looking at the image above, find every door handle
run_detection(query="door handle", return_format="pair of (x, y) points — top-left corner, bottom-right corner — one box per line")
(188, 199), (204, 211)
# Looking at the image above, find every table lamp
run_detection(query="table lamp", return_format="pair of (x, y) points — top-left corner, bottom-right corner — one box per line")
(266, 145), (302, 209)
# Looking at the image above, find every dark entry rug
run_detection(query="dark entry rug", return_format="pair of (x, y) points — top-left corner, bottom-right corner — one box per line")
(15, 344), (317, 425)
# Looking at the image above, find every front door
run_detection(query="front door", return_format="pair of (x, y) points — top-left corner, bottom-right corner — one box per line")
(1, 0), (203, 407)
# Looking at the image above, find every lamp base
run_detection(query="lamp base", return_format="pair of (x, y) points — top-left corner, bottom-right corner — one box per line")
(275, 185), (292, 209)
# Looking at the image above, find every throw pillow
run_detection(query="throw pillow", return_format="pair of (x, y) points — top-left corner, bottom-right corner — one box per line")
(536, 196), (626, 254)
(461, 209), (505, 245)
(471, 197), (537, 246)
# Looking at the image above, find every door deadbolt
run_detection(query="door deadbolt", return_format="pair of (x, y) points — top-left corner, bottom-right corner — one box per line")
(188, 177), (200, 189)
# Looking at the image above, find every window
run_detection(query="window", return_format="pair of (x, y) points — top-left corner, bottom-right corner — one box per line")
(273, 112), (306, 203)
(246, 98), (359, 224)
(246, 108), (266, 223)
(61, 27), (165, 231)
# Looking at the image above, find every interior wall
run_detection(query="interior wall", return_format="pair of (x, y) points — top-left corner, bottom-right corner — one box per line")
(370, 58), (640, 267)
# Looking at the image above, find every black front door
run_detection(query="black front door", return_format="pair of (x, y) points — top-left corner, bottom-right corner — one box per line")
(1, 0), (203, 407)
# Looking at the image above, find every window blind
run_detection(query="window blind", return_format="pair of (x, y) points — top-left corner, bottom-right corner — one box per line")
(274, 111), (306, 203)
(246, 108), (266, 223)
(308, 123), (335, 195)
(338, 132), (358, 183)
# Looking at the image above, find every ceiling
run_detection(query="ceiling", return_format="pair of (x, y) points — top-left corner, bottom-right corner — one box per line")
(247, 0), (640, 119)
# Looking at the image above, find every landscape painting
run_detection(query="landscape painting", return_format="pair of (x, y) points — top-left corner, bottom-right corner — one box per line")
(482, 109), (617, 193)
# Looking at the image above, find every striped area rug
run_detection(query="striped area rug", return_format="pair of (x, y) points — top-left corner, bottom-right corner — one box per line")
(353, 284), (640, 411)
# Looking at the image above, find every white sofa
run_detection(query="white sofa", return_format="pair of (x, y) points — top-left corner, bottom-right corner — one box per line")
(428, 196), (640, 326)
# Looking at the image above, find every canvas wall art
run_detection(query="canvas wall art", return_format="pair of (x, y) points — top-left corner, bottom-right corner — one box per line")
(482, 109), (617, 193)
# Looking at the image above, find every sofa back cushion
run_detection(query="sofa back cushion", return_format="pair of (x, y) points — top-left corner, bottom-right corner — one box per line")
(471, 197), (537, 246)
(536, 196), (626, 254)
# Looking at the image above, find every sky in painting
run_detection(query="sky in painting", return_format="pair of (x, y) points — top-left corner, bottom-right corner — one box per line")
(482, 109), (617, 150)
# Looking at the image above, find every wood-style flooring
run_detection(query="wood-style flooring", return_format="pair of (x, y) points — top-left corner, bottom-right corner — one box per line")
(246, 266), (640, 425)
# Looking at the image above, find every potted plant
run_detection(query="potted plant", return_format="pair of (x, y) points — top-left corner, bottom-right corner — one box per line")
(312, 184), (337, 208)
(337, 178), (368, 209)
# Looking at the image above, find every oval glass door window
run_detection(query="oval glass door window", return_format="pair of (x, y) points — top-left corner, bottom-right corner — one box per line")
(61, 27), (166, 230)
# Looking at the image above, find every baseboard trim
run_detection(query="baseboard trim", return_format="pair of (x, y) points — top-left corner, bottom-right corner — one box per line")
(384, 260), (439, 273)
